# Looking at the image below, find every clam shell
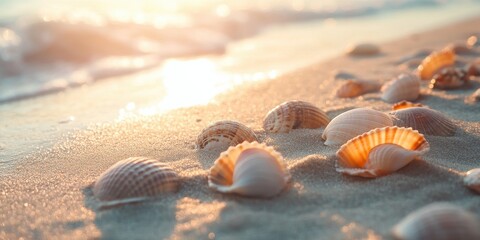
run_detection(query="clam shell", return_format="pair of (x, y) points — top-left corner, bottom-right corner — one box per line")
(196, 120), (258, 150)
(263, 100), (329, 133)
(347, 43), (380, 56)
(417, 49), (455, 80)
(322, 108), (393, 146)
(336, 79), (381, 98)
(336, 127), (429, 178)
(429, 67), (469, 90)
(392, 203), (480, 240)
(465, 88), (480, 104)
(93, 157), (179, 201)
(389, 107), (456, 136)
(464, 168), (480, 193)
(392, 101), (425, 111)
(381, 74), (420, 103)
(208, 141), (290, 198)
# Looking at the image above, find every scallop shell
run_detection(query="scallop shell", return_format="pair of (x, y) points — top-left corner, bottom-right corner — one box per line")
(336, 79), (381, 98)
(392, 101), (425, 111)
(464, 168), (480, 193)
(93, 157), (179, 201)
(429, 67), (469, 90)
(208, 141), (290, 198)
(347, 43), (380, 56)
(381, 74), (420, 103)
(322, 108), (393, 146)
(389, 107), (456, 136)
(465, 88), (480, 104)
(336, 127), (429, 178)
(196, 120), (258, 150)
(417, 49), (455, 80)
(263, 100), (329, 133)
(392, 203), (480, 240)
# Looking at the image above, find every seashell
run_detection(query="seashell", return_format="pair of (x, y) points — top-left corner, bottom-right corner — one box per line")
(346, 43), (380, 56)
(322, 108), (393, 146)
(417, 49), (455, 80)
(336, 127), (429, 178)
(389, 107), (456, 136)
(392, 101), (425, 111)
(208, 141), (290, 198)
(464, 168), (480, 193)
(465, 88), (480, 104)
(381, 74), (420, 103)
(392, 203), (480, 240)
(336, 79), (381, 98)
(263, 100), (329, 133)
(93, 157), (179, 201)
(429, 67), (469, 90)
(196, 120), (258, 150)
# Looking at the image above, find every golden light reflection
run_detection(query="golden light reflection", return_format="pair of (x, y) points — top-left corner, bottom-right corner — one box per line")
(173, 198), (225, 237)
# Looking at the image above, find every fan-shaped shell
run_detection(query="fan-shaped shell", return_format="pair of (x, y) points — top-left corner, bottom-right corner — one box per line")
(196, 120), (258, 150)
(392, 101), (425, 110)
(417, 49), (455, 80)
(465, 88), (480, 104)
(464, 168), (480, 193)
(381, 74), (420, 103)
(322, 108), (393, 146)
(347, 43), (380, 56)
(389, 107), (456, 136)
(336, 127), (429, 178)
(93, 157), (179, 201)
(392, 203), (480, 240)
(208, 141), (290, 198)
(263, 100), (329, 133)
(336, 79), (381, 98)
(429, 67), (469, 90)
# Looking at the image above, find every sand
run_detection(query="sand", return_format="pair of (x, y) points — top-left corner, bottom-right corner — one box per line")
(1, 17), (480, 240)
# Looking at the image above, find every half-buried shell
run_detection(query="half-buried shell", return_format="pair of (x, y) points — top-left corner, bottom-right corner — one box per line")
(464, 168), (480, 194)
(336, 79), (381, 98)
(429, 67), (469, 90)
(336, 127), (429, 178)
(208, 141), (290, 198)
(263, 100), (329, 133)
(392, 101), (425, 111)
(196, 120), (258, 150)
(417, 49), (455, 80)
(389, 107), (456, 136)
(381, 74), (420, 103)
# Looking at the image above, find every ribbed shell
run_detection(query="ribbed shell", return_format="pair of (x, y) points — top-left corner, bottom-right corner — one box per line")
(392, 203), (480, 240)
(389, 107), (456, 136)
(93, 157), (179, 201)
(429, 67), (469, 90)
(196, 120), (258, 149)
(322, 108), (393, 146)
(208, 141), (290, 198)
(381, 74), (420, 103)
(263, 100), (329, 133)
(392, 101), (425, 111)
(336, 79), (381, 98)
(464, 168), (480, 193)
(417, 49), (455, 80)
(336, 127), (429, 178)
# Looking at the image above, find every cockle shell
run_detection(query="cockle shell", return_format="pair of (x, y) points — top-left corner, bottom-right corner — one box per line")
(389, 107), (456, 136)
(347, 43), (380, 56)
(465, 88), (480, 104)
(336, 79), (381, 98)
(417, 49), (455, 80)
(263, 100), (329, 133)
(429, 67), (469, 90)
(196, 120), (258, 150)
(322, 108), (393, 146)
(93, 157), (179, 201)
(392, 203), (480, 240)
(464, 168), (480, 193)
(392, 101), (425, 111)
(208, 141), (290, 198)
(381, 74), (420, 103)
(336, 127), (429, 178)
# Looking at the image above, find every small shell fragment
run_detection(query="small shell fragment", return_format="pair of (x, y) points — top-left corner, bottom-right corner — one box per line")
(196, 120), (258, 150)
(389, 107), (456, 136)
(429, 67), (469, 90)
(464, 168), (480, 193)
(381, 74), (420, 103)
(417, 49), (455, 80)
(263, 100), (329, 133)
(392, 101), (425, 111)
(347, 43), (380, 56)
(336, 79), (381, 98)
(465, 88), (480, 104)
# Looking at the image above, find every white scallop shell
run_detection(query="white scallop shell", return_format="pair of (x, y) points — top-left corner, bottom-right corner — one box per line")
(389, 107), (456, 136)
(464, 168), (480, 193)
(381, 74), (420, 103)
(263, 100), (329, 133)
(392, 203), (480, 240)
(196, 120), (258, 150)
(336, 127), (429, 178)
(347, 43), (380, 56)
(336, 79), (381, 98)
(322, 108), (393, 146)
(208, 141), (290, 198)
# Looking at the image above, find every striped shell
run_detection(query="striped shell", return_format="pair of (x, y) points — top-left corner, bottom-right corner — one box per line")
(208, 141), (290, 198)
(392, 101), (425, 111)
(93, 157), (179, 201)
(196, 120), (258, 150)
(417, 49), (455, 80)
(392, 203), (480, 240)
(464, 168), (480, 193)
(429, 67), (469, 90)
(465, 88), (480, 104)
(389, 107), (456, 136)
(336, 127), (429, 178)
(381, 74), (420, 103)
(263, 100), (329, 133)
(322, 108), (393, 146)
(336, 79), (381, 98)
(347, 43), (380, 56)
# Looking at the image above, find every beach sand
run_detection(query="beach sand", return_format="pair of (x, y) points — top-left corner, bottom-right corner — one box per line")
(1, 17), (480, 240)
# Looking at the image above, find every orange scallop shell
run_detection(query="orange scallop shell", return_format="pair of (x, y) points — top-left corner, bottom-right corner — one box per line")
(417, 49), (455, 80)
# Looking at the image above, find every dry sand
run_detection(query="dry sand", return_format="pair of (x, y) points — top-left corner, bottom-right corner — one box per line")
(1, 17), (480, 240)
